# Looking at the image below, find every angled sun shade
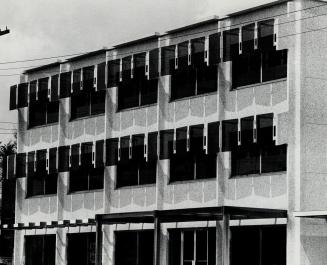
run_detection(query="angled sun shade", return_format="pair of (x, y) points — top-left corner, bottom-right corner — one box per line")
(209, 33), (220, 65)
(17, 82), (28, 108)
(97, 62), (106, 91)
(107, 59), (120, 88)
(190, 124), (204, 154)
(223, 28), (239, 62)
(147, 131), (158, 162)
(7, 154), (16, 179)
(38, 77), (49, 101)
(191, 37), (205, 67)
(72, 69), (82, 94)
(257, 113), (274, 146)
(176, 127), (187, 154)
(29, 80), (37, 104)
(177, 41), (189, 70)
(242, 23), (255, 54)
(222, 119), (238, 151)
(161, 45), (175, 76)
(83, 65), (95, 91)
(95, 140), (104, 168)
(240, 116), (254, 145)
(258, 19), (275, 51)
(59, 71), (71, 98)
(149, 48), (159, 79)
(9, 85), (17, 110)
(49, 147), (57, 174)
(81, 142), (93, 169)
(208, 121), (219, 154)
(58, 146), (70, 172)
(70, 144), (80, 170)
(132, 134), (145, 162)
(50, 74), (59, 102)
(160, 129), (174, 159)
(106, 138), (119, 166)
(16, 152), (26, 178)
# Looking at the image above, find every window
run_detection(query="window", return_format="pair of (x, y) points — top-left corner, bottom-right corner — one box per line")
(67, 233), (95, 265)
(27, 149), (58, 197)
(69, 167), (104, 192)
(170, 125), (216, 182)
(230, 226), (286, 265)
(118, 53), (158, 110)
(116, 134), (157, 188)
(115, 230), (153, 265)
(70, 90), (105, 120)
(9, 85), (17, 110)
(29, 100), (59, 128)
(209, 33), (220, 65)
(17, 82), (28, 108)
(25, 235), (56, 265)
(169, 229), (216, 265)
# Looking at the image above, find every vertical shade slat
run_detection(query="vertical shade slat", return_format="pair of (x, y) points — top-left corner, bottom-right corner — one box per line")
(59, 71), (71, 98)
(97, 62), (106, 91)
(149, 48), (159, 79)
(209, 33), (220, 65)
(50, 74), (59, 102)
(9, 85), (17, 110)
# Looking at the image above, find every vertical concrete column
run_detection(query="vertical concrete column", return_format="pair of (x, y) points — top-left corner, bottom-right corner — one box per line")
(56, 228), (67, 265)
(95, 216), (103, 265)
(153, 215), (161, 265)
(216, 214), (230, 265)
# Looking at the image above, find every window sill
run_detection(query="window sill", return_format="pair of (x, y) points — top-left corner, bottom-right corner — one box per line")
(117, 103), (158, 113)
(25, 193), (57, 199)
(69, 113), (105, 122)
(114, 183), (156, 190)
(168, 177), (216, 185)
(230, 170), (286, 179)
(67, 188), (104, 195)
(169, 91), (217, 103)
(231, 77), (287, 91)
(28, 122), (59, 130)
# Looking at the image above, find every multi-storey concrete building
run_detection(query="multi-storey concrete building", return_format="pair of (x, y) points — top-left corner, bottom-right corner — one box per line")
(5, 0), (327, 264)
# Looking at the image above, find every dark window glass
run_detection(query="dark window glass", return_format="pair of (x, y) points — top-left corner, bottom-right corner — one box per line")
(222, 119), (238, 152)
(118, 78), (139, 110)
(132, 134), (145, 161)
(262, 49), (287, 82)
(169, 230), (181, 265)
(116, 159), (138, 187)
(58, 146), (70, 172)
(9, 85), (17, 110)
(261, 144), (287, 173)
(148, 132), (158, 162)
(7, 154), (15, 179)
(29, 80), (37, 103)
(190, 124), (204, 154)
(258, 19), (275, 51)
(161, 45), (176, 76)
(195, 153), (216, 179)
(38, 77), (49, 101)
(242, 23), (255, 53)
(90, 90), (105, 115)
(140, 78), (158, 106)
(149, 48), (159, 79)
(16, 153), (26, 178)
(170, 153), (194, 182)
(71, 91), (90, 119)
(178, 41), (189, 70)
(50, 74), (59, 102)
(191, 37), (205, 67)
(1, 177), (16, 224)
(97, 62), (106, 91)
(183, 231), (194, 261)
(171, 67), (196, 100)
(83, 66), (95, 91)
(197, 65), (217, 95)
(69, 167), (104, 192)
(232, 51), (261, 88)
(47, 101), (59, 124)
(223, 28), (239, 62)
(257, 113), (274, 146)
(29, 101), (46, 127)
(106, 138), (118, 166)
(208, 122), (219, 154)
(49, 147), (57, 174)
(27, 151), (35, 177)
(59, 71), (71, 98)
(72, 69), (82, 94)
(122, 56), (132, 81)
(176, 126), (187, 154)
(240, 116), (254, 146)
(115, 231), (153, 265)
(81, 142), (93, 169)
(160, 129), (174, 159)
(70, 144), (80, 170)
(67, 233), (96, 265)
(209, 33), (220, 65)
(17, 82), (28, 108)
(25, 235), (56, 265)
(231, 144), (260, 176)
(95, 140), (104, 168)
(120, 136), (130, 163)
(107, 59), (120, 88)
(139, 160), (157, 185)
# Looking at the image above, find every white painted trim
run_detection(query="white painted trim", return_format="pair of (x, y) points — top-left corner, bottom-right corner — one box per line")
(293, 211), (327, 217)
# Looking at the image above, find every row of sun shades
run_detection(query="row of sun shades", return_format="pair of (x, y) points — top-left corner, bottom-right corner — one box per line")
(9, 19), (276, 111)
(5, 113), (274, 179)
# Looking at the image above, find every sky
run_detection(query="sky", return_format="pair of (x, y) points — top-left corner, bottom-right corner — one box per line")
(0, 0), (272, 143)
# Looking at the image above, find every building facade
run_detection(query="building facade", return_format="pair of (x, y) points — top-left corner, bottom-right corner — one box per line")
(4, 0), (327, 264)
